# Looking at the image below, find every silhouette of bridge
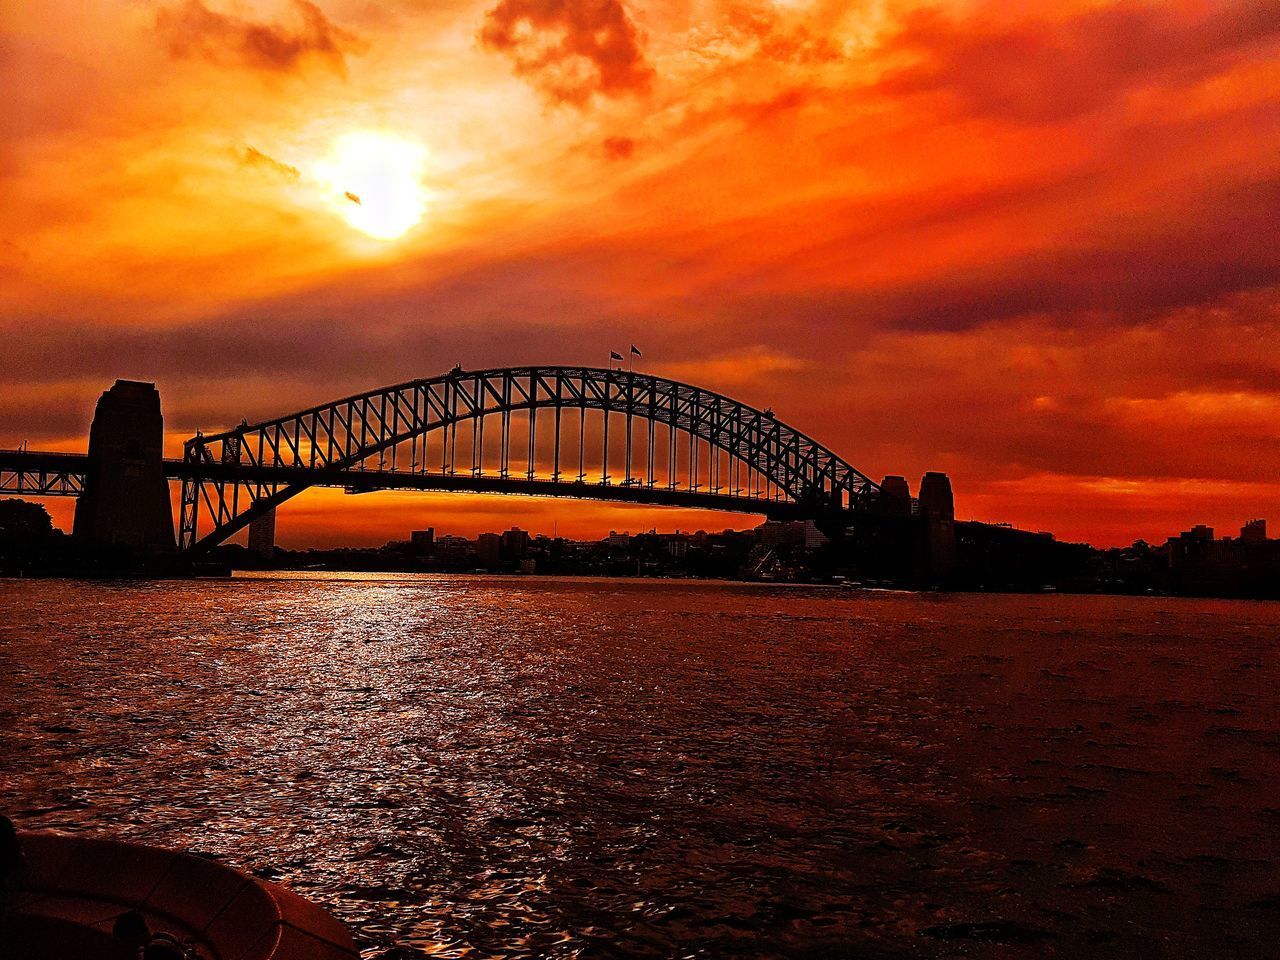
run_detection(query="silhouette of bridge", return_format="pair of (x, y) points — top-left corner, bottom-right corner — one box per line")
(0, 367), (947, 562)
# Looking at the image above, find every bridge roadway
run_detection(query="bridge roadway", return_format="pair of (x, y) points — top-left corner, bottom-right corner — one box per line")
(0, 448), (801, 520)
(0, 449), (90, 496)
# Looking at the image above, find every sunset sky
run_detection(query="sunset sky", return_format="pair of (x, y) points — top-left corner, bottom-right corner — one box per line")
(4, 0), (1279, 548)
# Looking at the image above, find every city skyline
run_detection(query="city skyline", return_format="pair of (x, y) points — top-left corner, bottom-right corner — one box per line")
(5, 0), (1280, 548)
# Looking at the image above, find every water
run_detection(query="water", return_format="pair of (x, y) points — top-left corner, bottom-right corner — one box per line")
(1, 575), (1278, 958)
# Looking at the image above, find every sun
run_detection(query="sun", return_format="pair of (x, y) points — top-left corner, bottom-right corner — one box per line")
(315, 132), (428, 240)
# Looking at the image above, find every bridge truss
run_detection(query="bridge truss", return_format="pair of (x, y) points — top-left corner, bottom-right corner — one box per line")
(178, 366), (879, 554)
(0, 450), (87, 497)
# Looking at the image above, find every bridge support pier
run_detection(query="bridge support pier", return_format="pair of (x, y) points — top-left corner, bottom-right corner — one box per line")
(73, 380), (176, 560)
(834, 472), (958, 585)
(248, 509), (276, 560)
(917, 471), (957, 582)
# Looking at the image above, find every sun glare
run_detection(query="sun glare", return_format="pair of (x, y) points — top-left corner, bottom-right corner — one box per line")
(316, 132), (428, 240)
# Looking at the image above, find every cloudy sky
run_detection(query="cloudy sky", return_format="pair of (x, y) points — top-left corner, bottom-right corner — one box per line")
(4, 0), (1279, 547)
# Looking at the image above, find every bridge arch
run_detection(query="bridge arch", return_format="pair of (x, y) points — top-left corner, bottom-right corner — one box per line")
(178, 366), (879, 553)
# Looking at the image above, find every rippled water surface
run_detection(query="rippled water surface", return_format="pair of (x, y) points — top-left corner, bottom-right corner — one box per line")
(2, 575), (1279, 958)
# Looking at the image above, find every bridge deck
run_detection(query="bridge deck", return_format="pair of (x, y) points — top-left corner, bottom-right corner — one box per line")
(0, 449), (91, 471)
(0, 449), (91, 496)
(0, 449), (799, 519)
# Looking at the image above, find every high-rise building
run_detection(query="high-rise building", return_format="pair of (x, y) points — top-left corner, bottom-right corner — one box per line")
(411, 528), (435, 552)
(476, 532), (502, 567)
(1241, 519), (1267, 543)
(501, 526), (530, 558)
(435, 535), (472, 564)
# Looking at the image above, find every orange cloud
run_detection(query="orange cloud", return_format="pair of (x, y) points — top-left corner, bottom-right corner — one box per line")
(4, 0), (1280, 548)
(155, 0), (362, 76)
(601, 135), (636, 159)
(876, 1), (1280, 123)
(480, 0), (653, 105)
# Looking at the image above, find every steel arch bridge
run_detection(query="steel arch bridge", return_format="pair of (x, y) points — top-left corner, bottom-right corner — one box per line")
(176, 365), (879, 554)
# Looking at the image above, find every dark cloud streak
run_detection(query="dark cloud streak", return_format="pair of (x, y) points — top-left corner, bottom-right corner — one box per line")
(480, 0), (652, 106)
(240, 146), (300, 179)
(156, 0), (362, 76)
(876, 0), (1280, 123)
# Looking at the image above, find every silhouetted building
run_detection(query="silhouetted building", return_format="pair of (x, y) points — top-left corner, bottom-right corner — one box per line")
(757, 520), (828, 550)
(800, 520), (828, 549)
(501, 526), (530, 559)
(1167, 525), (1215, 577)
(1164, 520), (1280, 596)
(476, 532), (501, 568)
(411, 528), (435, 552)
(661, 534), (689, 558)
(72, 380), (175, 559)
(247, 509), (275, 560)
(757, 521), (795, 547)
(435, 535), (472, 565)
(1241, 519), (1266, 543)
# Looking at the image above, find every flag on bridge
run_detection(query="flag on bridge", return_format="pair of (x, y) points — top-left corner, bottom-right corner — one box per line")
(610, 351), (624, 362)
(630, 345), (642, 357)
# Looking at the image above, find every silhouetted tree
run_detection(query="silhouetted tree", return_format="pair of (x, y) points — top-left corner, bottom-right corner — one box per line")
(0, 498), (52, 541)
(0, 498), (56, 570)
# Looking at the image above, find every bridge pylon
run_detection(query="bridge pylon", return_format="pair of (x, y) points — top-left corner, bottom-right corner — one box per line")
(72, 380), (176, 559)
